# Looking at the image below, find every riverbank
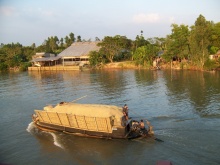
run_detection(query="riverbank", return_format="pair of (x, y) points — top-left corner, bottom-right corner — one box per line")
(102, 61), (220, 71)
(7, 60), (220, 72)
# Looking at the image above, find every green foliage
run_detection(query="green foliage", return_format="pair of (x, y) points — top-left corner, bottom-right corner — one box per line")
(133, 46), (146, 65)
(19, 62), (31, 71)
(0, 43), (23, 67)
(209, 46), (219, 54)
(189, 15), (212, 67)
(133, 45), (159, 66)
(89, 51), (105, 66)
(77, 35), (82, 42)
(211, 22), (220, 48)
(65, 32), (75, 47)
(0, 62), (8, 71)
(164, 24), (190, 61)
(98, 35), (132, 63)
(147, 37), (166, 51)
(23, 46), (35, 61)
(161, 14), (219, 70)
(203, 59), (217, 70)
(0, 43), (34, 71)
(134, 35), (149, 49)
(113, 50), (131, 61)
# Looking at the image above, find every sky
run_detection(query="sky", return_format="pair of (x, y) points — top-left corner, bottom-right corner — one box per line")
(0, 0), (219, 46)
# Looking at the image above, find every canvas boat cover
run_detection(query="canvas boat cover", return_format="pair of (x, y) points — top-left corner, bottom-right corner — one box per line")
(43, 103), (124, 125)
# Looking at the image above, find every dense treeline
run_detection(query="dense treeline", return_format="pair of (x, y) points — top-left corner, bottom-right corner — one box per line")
(0, 14), (220, 71)
(90, 15), (220, 70)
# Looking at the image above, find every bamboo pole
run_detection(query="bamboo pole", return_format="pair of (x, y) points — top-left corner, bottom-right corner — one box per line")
(46, 111), (52, 123)
(74, 114), (79, 128)
(94, 117), (99, 131)
(84, 116), (88, 130)
(71, 95), (87, 103)
(105, 118), (111, 133)
(56, 112), (62, 125)
(64, 113), (70, 127)
(37, 111), (43, 122)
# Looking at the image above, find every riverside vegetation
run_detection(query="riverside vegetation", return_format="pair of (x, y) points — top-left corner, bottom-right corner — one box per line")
(0, 14), (220, 72)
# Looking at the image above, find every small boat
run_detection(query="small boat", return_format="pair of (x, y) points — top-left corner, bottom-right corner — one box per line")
(32, 102), (155, 139)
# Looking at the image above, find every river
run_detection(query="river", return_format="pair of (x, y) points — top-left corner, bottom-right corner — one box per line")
(0, 69), (220, 165)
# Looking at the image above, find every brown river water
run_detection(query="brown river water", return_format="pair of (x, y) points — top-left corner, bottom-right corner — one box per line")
(0, 69), (220, 165)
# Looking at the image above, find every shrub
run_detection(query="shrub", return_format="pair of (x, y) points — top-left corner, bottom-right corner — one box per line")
(0, 63), (8, 71)
(19, 62), (31, 71)
(204, 59), (217, 70)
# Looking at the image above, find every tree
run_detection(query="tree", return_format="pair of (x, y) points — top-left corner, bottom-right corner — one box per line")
(31, 43), (36, 49)
(133, 44), (159, 66)
(97, 35), (132, 63)
(95, 37), (100, 41)
(163, 24), (190, 62)
(133, 34), (149, 50)
(69, 32), (75, 43)
(189, 15), (212, 68)
(89, 51), (106, 66)
(60, 38), (64, 48)
(65, 32), (75, 47)
(132, 31), (150, 53)
(210, 22), (220, 52)
(147, 37), (166, 52)
(77, 35), (82, 42)
(42, 39), (51, 52)
(48, 36), (59, 52)
(23, 46), (35, 61)
(0, 43), (26, 69)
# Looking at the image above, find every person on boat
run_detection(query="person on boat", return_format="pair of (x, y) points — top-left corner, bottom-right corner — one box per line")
(132, 120), (139, 131)
(139, 119), (148, 135)
(123, 104), (129, 119)
(139, 119), (145, 130)
(123, 111), (128, 121)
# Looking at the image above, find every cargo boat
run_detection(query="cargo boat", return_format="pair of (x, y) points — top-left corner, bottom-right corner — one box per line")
(32, 102), (154, 139)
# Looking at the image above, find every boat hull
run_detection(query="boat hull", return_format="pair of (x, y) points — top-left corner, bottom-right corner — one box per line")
(33, 117), (143, 139)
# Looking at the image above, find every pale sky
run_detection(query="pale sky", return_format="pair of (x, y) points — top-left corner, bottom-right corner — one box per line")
(0, 0), (219, 46)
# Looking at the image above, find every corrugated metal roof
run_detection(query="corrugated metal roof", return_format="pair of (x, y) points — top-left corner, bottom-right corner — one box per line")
(31, 56), (60, 62)
(58, 41), (100, 58)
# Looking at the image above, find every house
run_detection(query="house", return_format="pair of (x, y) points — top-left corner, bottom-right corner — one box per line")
(29, 41), (100, 71)
(58, 41), (100, 66)
(31, 52), (61, 67)
(209, 50), (220, 60)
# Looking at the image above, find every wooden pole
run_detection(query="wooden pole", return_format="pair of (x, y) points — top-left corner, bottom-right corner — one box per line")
(71, 95), (87, 103)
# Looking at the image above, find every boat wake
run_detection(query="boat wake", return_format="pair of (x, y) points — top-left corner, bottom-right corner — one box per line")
(154, 129), (176, 138)
(50, 132), (65, 149)
(26, 122), (64, 150)
(26, 122), (36, 133)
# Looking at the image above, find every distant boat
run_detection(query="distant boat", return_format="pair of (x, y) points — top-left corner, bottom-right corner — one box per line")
(32, 102), (155, 139)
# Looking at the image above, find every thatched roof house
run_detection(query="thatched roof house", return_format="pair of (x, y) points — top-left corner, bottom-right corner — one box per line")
(30, 42), (100, 67)
(58, 41), (100, 66)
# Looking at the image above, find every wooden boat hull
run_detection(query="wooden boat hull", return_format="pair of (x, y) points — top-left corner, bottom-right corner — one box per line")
(32, 116), (144, 139)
